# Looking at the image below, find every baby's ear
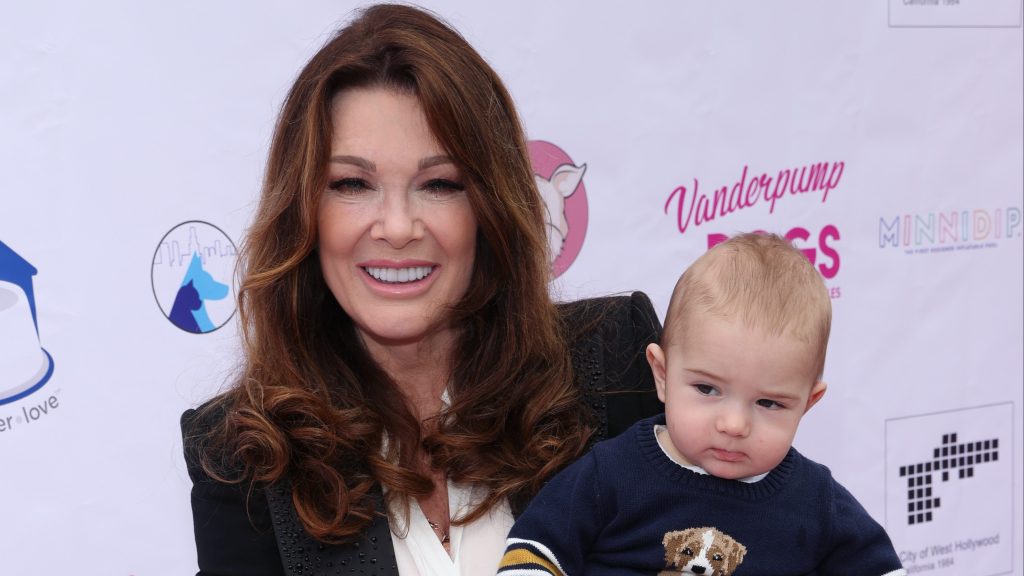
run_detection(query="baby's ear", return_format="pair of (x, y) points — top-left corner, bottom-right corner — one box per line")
(646, 343), (668, 403)
(803, 380), (828, 414)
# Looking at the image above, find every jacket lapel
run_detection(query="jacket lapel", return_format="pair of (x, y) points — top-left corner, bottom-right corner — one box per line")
(265, 480), (399, 576)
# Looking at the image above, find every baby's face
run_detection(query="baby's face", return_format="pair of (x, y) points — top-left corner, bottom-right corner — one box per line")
(647, 312), (826, 480)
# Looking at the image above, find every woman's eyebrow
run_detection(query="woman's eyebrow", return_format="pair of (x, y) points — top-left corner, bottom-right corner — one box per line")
(419, 155), (452, 170)
(329, 155), (375, 171)
(327, 155), (451, 171)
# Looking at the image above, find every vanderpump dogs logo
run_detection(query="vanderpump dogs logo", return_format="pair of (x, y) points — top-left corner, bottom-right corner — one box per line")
(879, 207), (1022, 254)
(151, 221), (237, 333)
(528, 140), (588, 278)
(0, 240), (55, 408)
(664, 161), (847, 299)
(662, 161), (845, 235)
(886, 403), (1014, 575)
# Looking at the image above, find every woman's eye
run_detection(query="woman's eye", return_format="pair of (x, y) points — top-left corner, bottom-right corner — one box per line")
(756, 399), (784, 409)
(327, 178), (372, 193)
(694, 384), (718, 396)
(422, 178), (465, 195)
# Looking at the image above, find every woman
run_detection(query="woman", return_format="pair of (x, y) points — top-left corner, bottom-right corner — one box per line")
(181, 5), (661, 575)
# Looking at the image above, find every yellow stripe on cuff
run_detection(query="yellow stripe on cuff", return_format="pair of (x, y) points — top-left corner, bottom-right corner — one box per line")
(499, 547), (563, 575)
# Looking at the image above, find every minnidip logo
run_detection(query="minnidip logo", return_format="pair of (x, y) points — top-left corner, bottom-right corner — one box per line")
(878, 207), (1021, 255)
(151, 221), (237, 333)
(0, 240), (54, 406)
(528, 140), (589, 278)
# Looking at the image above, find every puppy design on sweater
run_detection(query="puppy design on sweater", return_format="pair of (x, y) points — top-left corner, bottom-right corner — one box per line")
(659, 527), (747, 576)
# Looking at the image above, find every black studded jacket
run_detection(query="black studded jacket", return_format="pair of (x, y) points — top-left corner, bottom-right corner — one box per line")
(181, 293), (662, 576)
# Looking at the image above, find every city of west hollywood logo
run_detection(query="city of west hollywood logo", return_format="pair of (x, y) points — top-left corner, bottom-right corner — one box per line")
(151, 221), (238, 333)
(898, 432), (999, 526)
(885, 403), (1013, 574)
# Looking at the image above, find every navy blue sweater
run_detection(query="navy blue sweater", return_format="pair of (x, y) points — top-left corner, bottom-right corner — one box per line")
(499, 415), (905, 576)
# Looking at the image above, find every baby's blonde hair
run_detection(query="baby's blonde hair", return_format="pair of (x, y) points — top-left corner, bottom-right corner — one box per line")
(663, 233), (832, 379)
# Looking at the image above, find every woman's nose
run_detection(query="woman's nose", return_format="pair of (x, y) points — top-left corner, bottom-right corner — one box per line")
(371, 190), (422, 248)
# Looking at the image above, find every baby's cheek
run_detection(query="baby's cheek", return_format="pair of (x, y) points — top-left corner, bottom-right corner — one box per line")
(759, 428), (794, 460)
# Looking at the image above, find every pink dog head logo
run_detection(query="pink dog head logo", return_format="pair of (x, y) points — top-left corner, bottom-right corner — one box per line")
(527, 140), (589, 278)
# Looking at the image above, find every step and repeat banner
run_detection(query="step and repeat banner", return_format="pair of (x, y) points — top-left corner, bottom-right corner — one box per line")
(2, 1), (1021, 574)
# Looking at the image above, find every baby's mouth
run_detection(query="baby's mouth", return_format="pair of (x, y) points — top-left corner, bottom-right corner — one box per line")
(711, 448), (745, 462)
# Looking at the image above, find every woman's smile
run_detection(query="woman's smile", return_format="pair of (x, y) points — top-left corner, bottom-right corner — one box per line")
(358, 260), (440, 296)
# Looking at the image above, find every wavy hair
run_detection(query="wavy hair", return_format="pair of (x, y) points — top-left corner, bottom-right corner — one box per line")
(195, 4), (591, 542)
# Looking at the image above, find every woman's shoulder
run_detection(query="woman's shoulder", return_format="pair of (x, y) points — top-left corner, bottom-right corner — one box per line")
(180, 392), (237, 483)
(558, 291), (661, 348)
(558, 291), (664, 440)
(182, 392), (230, 430)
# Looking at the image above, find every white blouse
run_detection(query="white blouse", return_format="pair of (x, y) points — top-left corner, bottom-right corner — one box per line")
(384, 389), (515, 575)
(387, 481), (514, 576)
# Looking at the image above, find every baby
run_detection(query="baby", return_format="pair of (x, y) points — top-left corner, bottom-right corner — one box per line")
(499, 233), (905, 576)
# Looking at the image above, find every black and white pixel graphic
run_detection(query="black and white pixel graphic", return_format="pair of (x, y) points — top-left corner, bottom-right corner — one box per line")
(885, 402), (1013, 576)
(898, 432), (999, 525)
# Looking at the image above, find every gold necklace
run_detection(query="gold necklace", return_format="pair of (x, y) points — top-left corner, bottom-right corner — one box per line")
(427, 519), (451, 551)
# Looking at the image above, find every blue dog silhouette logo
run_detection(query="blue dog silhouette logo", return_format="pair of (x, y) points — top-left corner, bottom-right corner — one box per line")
(0, 239), (55, 406)
(152, 221), (237, 333)
(169, 253), (230, 332)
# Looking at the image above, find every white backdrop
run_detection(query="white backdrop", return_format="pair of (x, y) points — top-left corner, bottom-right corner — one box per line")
(1, 2), (1021, 574)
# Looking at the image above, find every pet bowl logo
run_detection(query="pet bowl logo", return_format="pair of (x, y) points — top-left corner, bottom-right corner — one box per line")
(528, 140), (589, 278)
(0, 240), (55, 406)
(151, 221), (237, 333)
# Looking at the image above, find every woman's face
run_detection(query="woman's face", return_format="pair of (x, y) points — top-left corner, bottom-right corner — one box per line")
(318, 87), (478, 355)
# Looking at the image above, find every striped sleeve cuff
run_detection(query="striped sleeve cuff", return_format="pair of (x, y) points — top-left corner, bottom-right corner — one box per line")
(497, 538), (568, 576)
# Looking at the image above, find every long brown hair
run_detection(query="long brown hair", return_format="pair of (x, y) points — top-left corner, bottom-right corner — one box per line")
(195, 4), (590, 542)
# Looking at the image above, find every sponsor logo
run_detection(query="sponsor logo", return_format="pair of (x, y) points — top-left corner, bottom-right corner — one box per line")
(662, 161), (845, 235)
(151, 221), (237, 333)
(664, 162), (847, 299)
(0, 239), (55, 408)
(708, 226), (842, 299)
(886, 403), (1013, 575)
(897, 432), (1000, 525)
(889, 0), (1022, 28)
(528, 140), (589, 278)
(878, 207), (1022, 255)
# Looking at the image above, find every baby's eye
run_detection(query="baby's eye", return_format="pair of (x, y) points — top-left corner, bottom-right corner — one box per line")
(422, 178), (465, 196)
(328, 178), (373, 193)
(756, 399), (784, 409)
(694, 384), (719, 396)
